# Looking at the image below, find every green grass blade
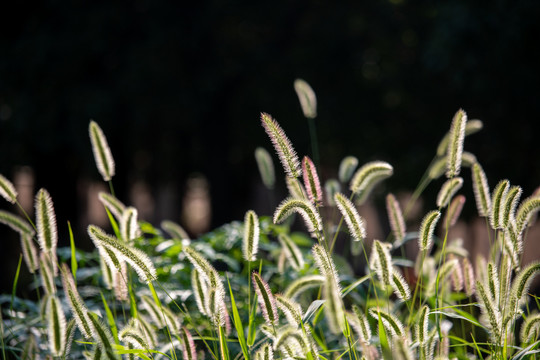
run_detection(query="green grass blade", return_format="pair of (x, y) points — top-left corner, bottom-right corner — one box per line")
(218, 326), (229, 360)
(68, 221), (77, 282)
(105, 207), (121, 239)
(10, 255), (22, 314)
(227, 277), (250, 360)
(377, 313), (392, 360)
(100, 292), (119, 345)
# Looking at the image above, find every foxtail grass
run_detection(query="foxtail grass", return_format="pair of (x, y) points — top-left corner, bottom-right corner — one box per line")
(89, 120), (116, 182)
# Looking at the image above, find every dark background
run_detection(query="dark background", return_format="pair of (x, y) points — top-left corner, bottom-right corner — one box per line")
(1, 0), (539, 293)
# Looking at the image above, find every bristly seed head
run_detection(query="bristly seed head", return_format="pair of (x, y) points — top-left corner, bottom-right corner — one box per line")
(293, 78), (317, 119)
(418, 210), (441, 252)
(252, 272), (279, 326)
(274, 197), (322, 238)
(490, 179), (510, 230)
(472, 162), (491, 217)
(350, 161), (393, 205)
(338, 156), (359, 183)
(242, 210), (260, 262)
(446, 108), (467, 178)
(302, 156), (323, 206)
(0, 173), (18, 204)
(89, 120), (115, 182)
(386, 193), (406, 242)
(334, 192), (366, 242)
(444, 195), (466, 227)
(261, 112), (301, 178)
(255, 147), (276, 189)
(436, 177), (463, 208)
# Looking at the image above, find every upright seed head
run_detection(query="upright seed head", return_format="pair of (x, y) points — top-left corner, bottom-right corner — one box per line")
(120, 207), (139, 243)
(242, 210), (260, 262)
(46, 295), (66, 357)
(323, 271), (346, 334)
(35, 188), (58, 274)
(285, 177), (307, 199)
(302, 156), (323, 206)
(444, 194), (466, 227)
(471, 162), (491, 217)
(446, 109), (467, 178)
(490, 179), (510, 230)
(252, 272), (279, 326)
(386, 193), (406, 242)
(324, 179), (341, 206)
(391, 268), (411, 301)
(293, 78), (317, 119)
(418, 210), (441, 252)
(255, 147), (276, 189)
(463, 257), (476, 296)
(180, 326), (197, 360)
(20, 233), (39, 273)
(0, 173), (17, 204)
(334, 192), (366, 242)
(373, 240), (393, 286)
(501, 185), (522, 229)
(278, 233), (304, 271)
(312, 244), (340, 287)
(261, 112), (300, 178)
(60, 264), (93, 339)
(89, 120), (115, 182)
(338, 156), (359, 183)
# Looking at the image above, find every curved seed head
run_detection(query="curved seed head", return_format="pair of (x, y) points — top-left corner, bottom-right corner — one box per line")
(0, 173), (17, 203)
(88, 225), (156, 283)
(97, 192), (126, 221)
(161, 220), (190, 241)
(436, 177), (463, 208)
(350, 161), (393, 204)
(0, 210), (35, 236)
(273, 197), (322, 238)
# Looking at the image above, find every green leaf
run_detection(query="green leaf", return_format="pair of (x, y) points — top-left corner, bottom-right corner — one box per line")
(100, 292), (119, 345)
(227, 277), (249, 360)
(68, 221), (77, 282)
(303, 300), (326, 323)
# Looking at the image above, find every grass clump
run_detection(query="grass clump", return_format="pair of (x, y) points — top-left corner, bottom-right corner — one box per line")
(2, 84), (540, 360)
